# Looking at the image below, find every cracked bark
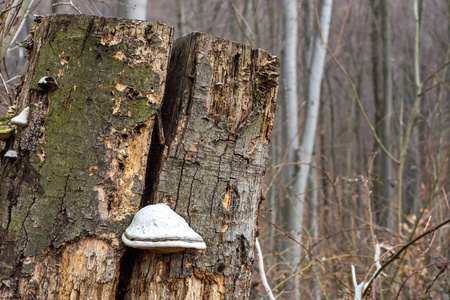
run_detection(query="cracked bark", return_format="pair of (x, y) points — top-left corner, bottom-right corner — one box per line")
(119, 33), (279, 299)
(0, 15), (279, 299)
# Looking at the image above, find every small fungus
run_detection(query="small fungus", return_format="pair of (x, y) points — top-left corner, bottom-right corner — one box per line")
(4, 150), (18, 158)
(11, 107), (30, 128)
(0, 126), (13, 140)
(122, 203), (206, 253)
(6, 105), (16, 117)
(38, 76), (59, 92)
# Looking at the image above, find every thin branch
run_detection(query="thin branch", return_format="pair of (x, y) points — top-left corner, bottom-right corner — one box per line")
(443, 187), (450, 212)
(255, 238), (275, 300)
(0, 72), (10, 95)
(52, 1), (82, 14)
(271, 254), (354, 293)
(352, 244), (393, 300)
(325, 44), (399, 165)
(261, 215), (352, 293)
(228, 0), (253, 45)
(385, 149), (449, 296)
(424, 263), (448, 294)
(419, 231), (435, 257)
(394, 261), (449, 300)
(333, 0), (351, 53)
(0, 0), (34, 61)
(422, 60), (450, 86)
(418, 78), (450, 97)
(363, 217), (450, 297)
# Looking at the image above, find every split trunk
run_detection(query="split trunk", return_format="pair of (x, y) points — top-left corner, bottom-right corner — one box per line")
(0, 15), (279, 299)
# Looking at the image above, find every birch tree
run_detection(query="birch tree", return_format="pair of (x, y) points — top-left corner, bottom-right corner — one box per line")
(281, 0), (333, 297)
(287, 0), (333, 258)
(0, 0), (34, 62)
(117, 0), (147, 20)
(294, 0), (333, 231)
(281, 0), (299, 245)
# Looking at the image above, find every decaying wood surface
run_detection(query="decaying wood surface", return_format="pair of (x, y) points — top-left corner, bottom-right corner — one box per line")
(118, 32), (279, 299)
(0, 15), (173, 299)
(0, 15), (279, 299)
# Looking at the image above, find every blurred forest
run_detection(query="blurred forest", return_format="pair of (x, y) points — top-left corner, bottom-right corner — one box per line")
(1, 0), (449, 299)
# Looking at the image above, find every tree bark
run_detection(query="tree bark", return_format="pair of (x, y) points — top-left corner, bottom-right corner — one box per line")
(280, 0), (299, 259)
(1, 14), (173, 299)
(380, 0), (394, 230)
(0, 14), (279, 299)
(119, 31), (279, 299)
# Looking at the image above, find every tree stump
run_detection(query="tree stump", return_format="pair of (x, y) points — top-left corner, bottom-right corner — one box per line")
(0, 15), (279, 299)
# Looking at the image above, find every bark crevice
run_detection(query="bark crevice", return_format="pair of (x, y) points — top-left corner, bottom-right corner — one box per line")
(0, 16), (279, 299)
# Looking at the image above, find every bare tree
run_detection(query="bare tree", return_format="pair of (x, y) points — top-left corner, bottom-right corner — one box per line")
(280, 0), (300, 296)
(117, 0), (146, 20)
(0, 0), (34, 62)
(380, 0), (394, 230)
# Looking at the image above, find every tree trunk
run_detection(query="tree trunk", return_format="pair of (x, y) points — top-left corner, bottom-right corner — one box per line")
(117, 0), (147, 20)
(119, 32), (279, 299)
(285, 0), (333, 296)
(177, 0), (186, 37)
(280, 0), (300, 296)
(280, 0), (299, 255)
(0, 14), (279, 299)
(0, 15), (172, 299)
(380, 0), (394, 230)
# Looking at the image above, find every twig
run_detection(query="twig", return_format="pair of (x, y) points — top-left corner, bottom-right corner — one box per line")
(419, 231), (435, 257)
(394, 261), (449, 300)
(325, 40), (399, 165)
(386, 149), (449, 297)
(228, 0), (253, 46)
(0, 0), (34, 61)
(425, 263), (448, 294)
(271, 254), (354, 293)
(363, 217), (450, 297)
(261, 215), (352, 293)
(351, 244), (392, 300)
(443, 186), (450, 212)
(0, 72), (10, 95)
(52, 1), (82, 14)
(421, 60), (450, 86)
(333, 0), (352, 54)
(255, 238), (275, 300)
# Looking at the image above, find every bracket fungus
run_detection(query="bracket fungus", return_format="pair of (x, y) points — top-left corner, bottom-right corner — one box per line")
(11, 107), (30, 128)
(4, 150), (18, 158)
(38, 76), (59, 92)
(0, 106), (16, 139)
(122, 203), (206, 253)
(0, 126), (13, 140)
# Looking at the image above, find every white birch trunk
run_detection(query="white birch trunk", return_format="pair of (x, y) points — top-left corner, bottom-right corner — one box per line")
(280, 0), (299, 296)
(281, 0), (299, 264)
(291, 0), (333, 278)
(117, 0), (147, 20)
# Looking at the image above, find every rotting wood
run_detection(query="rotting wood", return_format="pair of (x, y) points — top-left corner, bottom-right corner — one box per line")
(119, 32), (279, 299)
(0, 16), (279, 300)
(0, 14), (173, 299)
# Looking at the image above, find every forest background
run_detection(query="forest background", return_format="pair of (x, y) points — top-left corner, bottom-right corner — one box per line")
(1, 0), (449, 299)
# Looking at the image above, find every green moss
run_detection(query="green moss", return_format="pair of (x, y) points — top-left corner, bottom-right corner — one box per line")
(0, 126), (13, 140)
(253, 86), (261, 106)
(20, 20), (163, 255)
